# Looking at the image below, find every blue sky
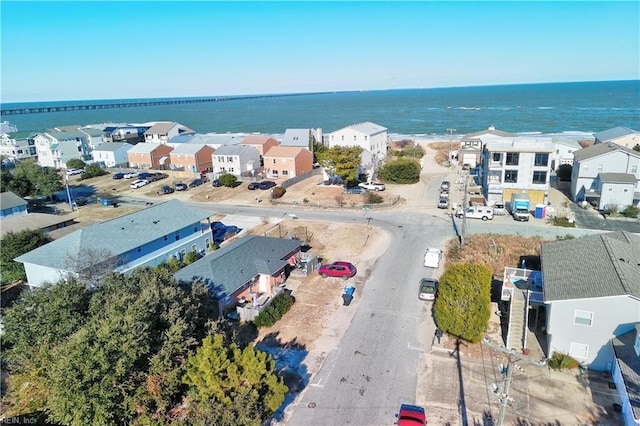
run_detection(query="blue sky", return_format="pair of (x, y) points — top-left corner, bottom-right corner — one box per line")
(1, 1), (639, 102)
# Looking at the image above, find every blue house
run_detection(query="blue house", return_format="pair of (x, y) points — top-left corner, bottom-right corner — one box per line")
(0, 191), (28, 218)
(15, 199), (214, 288)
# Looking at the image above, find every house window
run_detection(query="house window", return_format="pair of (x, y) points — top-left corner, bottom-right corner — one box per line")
(229, 167), (234, 173)
(175, 231), (180, 241)
(341, 135), (344, 141)
(492, 153), (501, 162)
(532, 171), (547, 184)
(283, 170), (288, 176)
(574, 310), (593, 326)
(353, 135), (357, 141)
(569, 342), (589, 360)
(194, 225), (199, 232)
(191, 244), (197, 252)
(205, 238), (211, 249)
(504, 170), (518, 183)
(163, 235), (168, 241)
(365, 136), (368, 141)
(219, 156), (224, 162)
(505, 153), (519, 165)
(597, 164), (603, 172)
(137, 247), (142, 253)
(227, 156), (233, 162)
(272, 159), (277, 164)
(632, 165), (638, 174)
(534, 153), (549, 166)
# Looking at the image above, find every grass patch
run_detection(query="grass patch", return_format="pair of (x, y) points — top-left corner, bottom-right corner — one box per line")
(548, 217), (576, 227)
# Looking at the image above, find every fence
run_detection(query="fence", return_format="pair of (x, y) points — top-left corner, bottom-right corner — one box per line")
(270, 194), (401, 210)
(280, 168), (323, 189)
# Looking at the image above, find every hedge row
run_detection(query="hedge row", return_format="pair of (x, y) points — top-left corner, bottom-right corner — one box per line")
(253, 293), (295, 328)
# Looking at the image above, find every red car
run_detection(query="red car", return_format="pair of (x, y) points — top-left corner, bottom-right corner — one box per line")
(318, 261), (357, 280)
(396, 404), (426, 425)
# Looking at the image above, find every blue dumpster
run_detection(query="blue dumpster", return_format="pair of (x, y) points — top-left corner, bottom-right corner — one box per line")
(102, 198), (109, 206)
(534, 204), (546, 219)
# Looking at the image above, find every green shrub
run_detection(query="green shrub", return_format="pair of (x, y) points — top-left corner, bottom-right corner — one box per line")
(548, 352), (580, 370)
(218, 173), (237, 187)
(253, 293), (295, 329)
(377, 158), (420, 184)
(183, 251), (199, 265)
(433, 263), (492, 343)
(366, 192), (384, 204)
(66, 159), (86, 169)
(621, 205), (639, 218)
(548, 217), (576, 228)
(79, 164), (107, 180)
(271, 186), (286, 199)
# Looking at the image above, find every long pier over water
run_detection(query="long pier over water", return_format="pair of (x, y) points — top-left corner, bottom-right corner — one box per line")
(1, 92), (330, 116)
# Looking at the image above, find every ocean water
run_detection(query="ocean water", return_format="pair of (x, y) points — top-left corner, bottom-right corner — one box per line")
(2, 80), (639, 136)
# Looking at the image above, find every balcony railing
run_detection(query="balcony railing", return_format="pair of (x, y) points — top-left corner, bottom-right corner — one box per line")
(234, 285), (285, 322)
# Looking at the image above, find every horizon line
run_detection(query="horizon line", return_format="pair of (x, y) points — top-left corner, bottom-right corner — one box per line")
(2, 78), (638, 106)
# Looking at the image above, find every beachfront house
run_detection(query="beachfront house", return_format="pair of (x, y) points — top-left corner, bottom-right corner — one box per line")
(262, 146), (313, 180)
(127, 143), (173, 169)
(169, 143), (215, 174)
(211, 144), (261, 177)
(571, 142), (640, 210)
(174, 235), (302, 320)
(458, 138), (483, 168)
(33, 126), (93, 169)
(280, 128), (322, 150)
(540, 231), (640, 371)
(103, 124), (150, 144)
(91, 142), (134, 168)
(0, 131), (38, 164)
(0, 191), (28, 218)
(481, 137), (555, 205)
(14, 200), (214, 288)
(594, 127), (640, 149)
(78, 126), (106, 150)
(239, 135), (279, 156)
(144, 122), (195, 144)
(326, 122), (388, 169)
(550, 136), (582, 171)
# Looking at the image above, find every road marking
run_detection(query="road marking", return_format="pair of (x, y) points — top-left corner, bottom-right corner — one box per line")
(407, 342), (424, 352)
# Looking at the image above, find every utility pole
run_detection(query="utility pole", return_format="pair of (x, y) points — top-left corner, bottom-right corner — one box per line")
(447, 128), (456, 167)
(482, 338), (545, 426)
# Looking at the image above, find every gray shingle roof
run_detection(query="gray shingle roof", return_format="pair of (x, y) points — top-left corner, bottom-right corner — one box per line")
(212, 144), (259, 156)
(541, 231), (640, 301)
(573, 142), (640, 162)
(0, 191), (27, 210)
(342, 121), (387, 135)
(594, 126), (638, 142)
(281, 129), (311, 147)
(599, 172), (637, 184)
(93, 142), (133, 153)
(174, 235), (301, 300)
(128, 143), (164, 154)
(611, 325), (640, 420)
(170, 143), (208, 155)
(15, 200), (212, 270)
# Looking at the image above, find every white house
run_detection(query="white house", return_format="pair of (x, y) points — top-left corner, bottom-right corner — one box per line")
(550, 136), (582, 170)
(144, 122), (195, 144)
(541, 231), (640, 371)
(92, 142), (134, 167)
(211, 144), (261, 177)
(14, 200), (214, 288)
(481, 137), (555, 205)
(594, 127), (640, 149)
(0, 131), (38, 163)
(571, 142), (640, 210)
(326, 121), (388, 168)
(34, 126), (93, 169)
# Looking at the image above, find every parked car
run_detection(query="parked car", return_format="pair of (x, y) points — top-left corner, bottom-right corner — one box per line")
(147, 172), (168, 182)
(439, 189), (450, 199)
(189, 178), (204, 188)
(455, 206), (494, 221)
(396, 404), (427, 426)
(130, 179), (149, 189)
(112, 172), (125, 180)
(65, 168), (83, 176)
(157, 185), (174, 195)
(138, 172), (152, 180)
(440, 181), (451, 191)
(492, 202), (507, 215)
(248, 181), (261, 190)
(344, 186), (367, 195)
(318, 261), (357, 280)
(174, 182), (188, 191)
(211, 179), (221, 187)
(419, 278), (439, 301)
(358, 181), (386, 191)
(123, 172), (137, 179)
(259, 181), (276, 190)
(424, 247), (442, 268)
(437, 197), (450, 209)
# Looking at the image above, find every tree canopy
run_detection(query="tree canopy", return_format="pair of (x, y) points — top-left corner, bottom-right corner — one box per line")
(66, 158), (86, 169)
(0, 229), (53, 285)
(433, 263), (492, 343)
(1, 159), (63, 197)
(377, 158), (421, 184)
(316, 146), (363, 183)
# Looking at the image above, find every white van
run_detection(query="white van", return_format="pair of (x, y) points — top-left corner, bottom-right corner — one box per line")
(455, 206), (494, 221)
